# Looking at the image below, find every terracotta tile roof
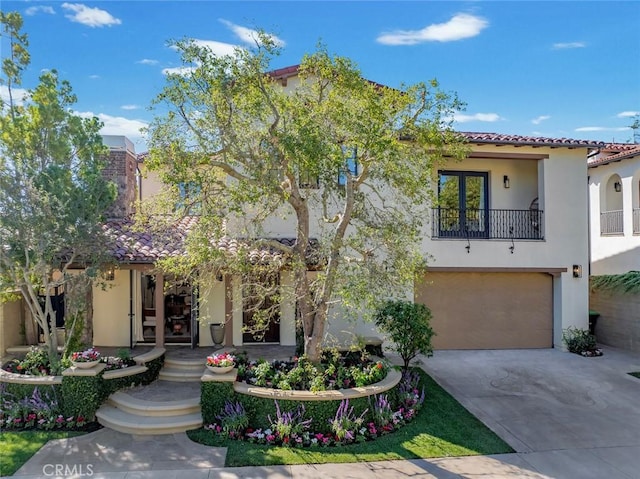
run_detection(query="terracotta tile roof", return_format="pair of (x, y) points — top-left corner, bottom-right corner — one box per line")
(103, 217), (319, 266)
(268, 64), (301, 82)
(601, 143), (638, 152)
(461, 132), (604, 148)
(103, 217), (197, 263)
(588, 146), (640, 167)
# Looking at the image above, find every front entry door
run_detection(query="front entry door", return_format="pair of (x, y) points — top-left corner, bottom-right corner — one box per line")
(242, 272), (280, 343)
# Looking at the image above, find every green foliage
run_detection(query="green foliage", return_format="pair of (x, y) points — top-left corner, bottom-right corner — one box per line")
(189, 368), (512, 466)
(590, 271), (640, 295)
(3, 346), (51, 375)
(0, 12), (116, 365)
(61, 376), (102, 420)
(375, 300), (435, 371)
(562, 326), (597, 354)
(144, 37), (468, 361)
(201, 382), (235, 424)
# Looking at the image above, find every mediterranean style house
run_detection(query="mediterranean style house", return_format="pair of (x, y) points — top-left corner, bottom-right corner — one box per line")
(74, 130), (598, 352)
(0, 68), (603, 355)
(587, 143), (640, 353)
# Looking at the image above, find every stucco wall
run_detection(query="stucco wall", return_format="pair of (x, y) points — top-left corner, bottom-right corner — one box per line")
(588, 157), (640, 275)
(590, 289), (640, 353)
(0, 298), (25, 355)
(198, 273), (227, 347)
(93, 270), (131, 347)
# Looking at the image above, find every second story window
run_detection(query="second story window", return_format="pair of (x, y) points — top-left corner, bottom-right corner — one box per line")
(177, 181), (201, 213)
(338, 146), (358, 186)
(437, 170), (488, 238)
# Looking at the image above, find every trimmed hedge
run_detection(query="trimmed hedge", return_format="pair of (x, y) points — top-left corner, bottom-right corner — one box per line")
(61, 375), (103, 420)
(2, 353), (166, 424)
(201, 381), (375, 434)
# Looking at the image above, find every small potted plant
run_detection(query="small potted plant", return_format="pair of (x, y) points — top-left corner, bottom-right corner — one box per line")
(70, 347), (101, 369)
(206, 352), (236, 374)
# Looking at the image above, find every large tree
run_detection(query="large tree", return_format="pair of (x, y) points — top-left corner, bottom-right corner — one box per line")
(145, 37), (467, 362)
(0, 12), (115, 369)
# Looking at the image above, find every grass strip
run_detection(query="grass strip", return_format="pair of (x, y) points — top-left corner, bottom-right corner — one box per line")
(0, 431), (85, 476)
(629, 372), (640, 379)
(188, 369), (513, 466)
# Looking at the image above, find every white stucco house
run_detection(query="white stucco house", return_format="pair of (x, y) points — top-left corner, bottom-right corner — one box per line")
(73, 130), (597, 352)
(588, 143), (640, 275)
(0, 67), (602, 354)
(587, 143), (640, 353)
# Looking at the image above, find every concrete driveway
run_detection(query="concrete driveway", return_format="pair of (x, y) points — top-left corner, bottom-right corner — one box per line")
(421, 346), (640, 478)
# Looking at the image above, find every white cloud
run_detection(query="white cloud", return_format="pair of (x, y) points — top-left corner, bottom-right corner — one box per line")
(552, 42), (586, 50)
(25, 6), (55, 16)
(120, 104), (140, 111)
(454, 112), (502, 123)
(575, 126), (629, 132)
(89, 74), (100, 79)
(0, 85), (29, 105)
(137, 59), (159, 65)
(192, 39), (239, 57)
(617, 111), (639, 118)
(78, 111), (147, 146)
(219, 19), (286, 47)
(532, 115), (551, 125)
(377, 13), (488, 45)
(162, 65), (197, 76)
(62, 3), (121, 28)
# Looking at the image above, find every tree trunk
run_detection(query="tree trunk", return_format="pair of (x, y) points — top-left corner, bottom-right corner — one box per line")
(81, 283), (93, 345)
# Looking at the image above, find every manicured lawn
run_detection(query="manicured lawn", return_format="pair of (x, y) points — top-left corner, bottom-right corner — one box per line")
(0, 431), (85, 476)
(188, 370), (513, 467)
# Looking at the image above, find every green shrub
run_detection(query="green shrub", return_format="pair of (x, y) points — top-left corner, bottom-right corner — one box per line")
(562, 326), (597, 354)
(61, 375), (102, 420)
(375, 300), (434, 371)
(201, 381), (234, 424)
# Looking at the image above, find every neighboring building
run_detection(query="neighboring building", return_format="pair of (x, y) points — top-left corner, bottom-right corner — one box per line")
(587, 143), (640, 353)
(588, 143), (640, 275)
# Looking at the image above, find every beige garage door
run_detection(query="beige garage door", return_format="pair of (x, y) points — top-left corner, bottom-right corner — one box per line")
(415, 272), (553, 349)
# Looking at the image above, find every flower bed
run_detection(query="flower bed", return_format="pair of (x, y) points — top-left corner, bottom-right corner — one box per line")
(0, 384), (90, 431)
(202, 369), (424, 447)
(235, 350), (388, 391)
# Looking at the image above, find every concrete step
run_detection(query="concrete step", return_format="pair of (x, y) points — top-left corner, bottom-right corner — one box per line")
(107, 391), (200, 417)
(96, 405), (202, 435)
(158, 366), (204, 382)
(163, 357), (206, 371)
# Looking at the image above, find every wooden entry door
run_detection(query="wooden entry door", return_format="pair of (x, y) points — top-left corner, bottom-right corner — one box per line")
(242, 272), (280, 343)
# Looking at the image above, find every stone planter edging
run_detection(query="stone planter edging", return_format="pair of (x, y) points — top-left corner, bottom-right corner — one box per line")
(232, 368), (402, 401)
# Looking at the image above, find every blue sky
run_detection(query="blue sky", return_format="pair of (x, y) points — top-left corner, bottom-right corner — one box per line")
(2, 1), (639, 152)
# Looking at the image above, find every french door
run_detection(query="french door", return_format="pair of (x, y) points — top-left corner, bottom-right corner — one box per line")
(438, 171), (489, 238)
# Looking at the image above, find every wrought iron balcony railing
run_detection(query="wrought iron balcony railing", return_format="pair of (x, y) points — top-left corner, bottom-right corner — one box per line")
(431, 208), (544, 240)
(600, 210), (623, 235)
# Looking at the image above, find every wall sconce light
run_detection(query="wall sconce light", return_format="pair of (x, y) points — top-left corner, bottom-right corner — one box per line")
(503, 175), (510, 189)
(572, 264), (582, 278)
(614, 181), (622, 192)
(104, 266), (115, 281)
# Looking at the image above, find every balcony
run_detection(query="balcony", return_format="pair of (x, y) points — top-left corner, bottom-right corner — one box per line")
(600, 210), (623, 235)
(431, 208), (544, 240)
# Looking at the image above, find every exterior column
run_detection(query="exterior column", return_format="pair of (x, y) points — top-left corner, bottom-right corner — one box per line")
(155, 273), (165, 346)
(224, 276), (233, 346)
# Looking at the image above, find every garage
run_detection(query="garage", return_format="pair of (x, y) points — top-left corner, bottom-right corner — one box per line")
(415, 271), (553, 349)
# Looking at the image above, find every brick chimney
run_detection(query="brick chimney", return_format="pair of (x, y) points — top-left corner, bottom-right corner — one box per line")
(101, 135), (138, 219)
